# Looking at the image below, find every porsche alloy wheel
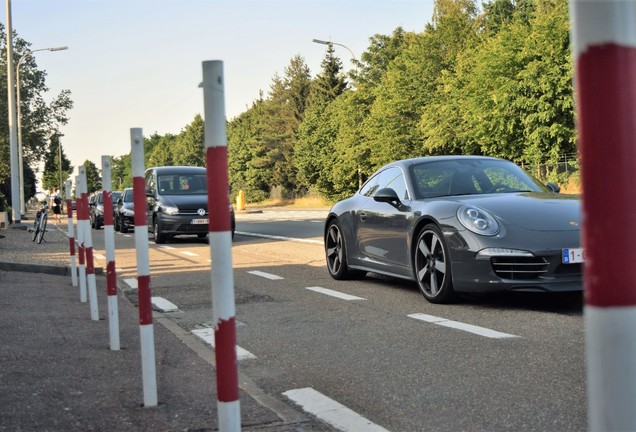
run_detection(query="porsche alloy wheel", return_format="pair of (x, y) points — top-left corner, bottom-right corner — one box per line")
(325, 219), (364, 280)
(414, 224), (457, 303)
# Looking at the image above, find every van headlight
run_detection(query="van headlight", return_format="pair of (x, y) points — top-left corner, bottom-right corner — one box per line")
(161, 205), (179, 215)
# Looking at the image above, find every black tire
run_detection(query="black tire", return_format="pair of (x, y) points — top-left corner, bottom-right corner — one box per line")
(37, 214), (48, 244)
(32, 218), (40, 242)
(154, 220), (166, 244)
(197, 233), (207, 239)
(414, 224), (457, 304)
(114, 215), (120, 232)
(120, 218), (128, 234)
(325, 219), (365, 280)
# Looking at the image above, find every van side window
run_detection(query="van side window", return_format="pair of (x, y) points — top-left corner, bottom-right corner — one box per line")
(145, 171), (155, 194)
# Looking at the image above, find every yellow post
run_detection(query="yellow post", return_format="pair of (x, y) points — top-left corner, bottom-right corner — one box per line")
(236, 190), (246, 211)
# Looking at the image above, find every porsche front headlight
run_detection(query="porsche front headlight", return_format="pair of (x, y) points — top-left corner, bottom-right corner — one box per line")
(457, 205), (499, 236)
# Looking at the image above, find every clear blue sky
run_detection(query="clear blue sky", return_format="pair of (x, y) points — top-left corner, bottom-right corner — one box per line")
(7, 0), (434, 172)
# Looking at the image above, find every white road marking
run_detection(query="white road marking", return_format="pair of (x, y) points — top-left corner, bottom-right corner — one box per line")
(408, 313), (519, 339)
(191, 328), (256, 360)
(247, 270), (284, 280)
(151, 296), (179, 312)
(235, 231), (322, 245)
(283, 388), (390, 432)
(159, 245), (175, 250)
(123, 278), (138, 289)
(181, 251), (198, 257)
(306, 286), (365, 301)
(93, 253), (106, 260)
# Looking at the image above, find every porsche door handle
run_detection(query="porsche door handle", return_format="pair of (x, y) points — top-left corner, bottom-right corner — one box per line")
(359, 212), (368, 221)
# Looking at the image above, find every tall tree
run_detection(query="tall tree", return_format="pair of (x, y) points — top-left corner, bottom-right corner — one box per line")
(309, 43), (348, 105)
(41, 134), (73, 193)
(111, 153), (132, 190)
(0, 24), (73, 202)
(172, 115), (205, 166)
(82, 160), (101, 194)
(228, 98), (271, 203)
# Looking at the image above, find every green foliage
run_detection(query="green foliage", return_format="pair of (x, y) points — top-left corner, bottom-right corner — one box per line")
(41, 134), (73, 193)
(0, 24), (73, 199)
(82, 160), (101, 194)
(116, 0), (578, 204)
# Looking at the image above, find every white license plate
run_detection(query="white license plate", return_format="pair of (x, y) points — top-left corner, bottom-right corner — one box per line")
(562, 248), (584, 264)
(191, 219), (209, 225)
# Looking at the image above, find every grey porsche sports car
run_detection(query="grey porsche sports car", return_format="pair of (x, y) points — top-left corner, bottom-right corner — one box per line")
(324, 156), (583, 304)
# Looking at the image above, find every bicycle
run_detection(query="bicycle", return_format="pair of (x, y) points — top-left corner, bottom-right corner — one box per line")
(31, 203), (49, 244)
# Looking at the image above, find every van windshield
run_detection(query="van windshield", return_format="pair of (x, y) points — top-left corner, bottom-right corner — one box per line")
(157, 174), (207, 195)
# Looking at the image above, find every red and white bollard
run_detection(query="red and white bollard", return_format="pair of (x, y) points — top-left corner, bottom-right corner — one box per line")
(102, 155), (120, 351)
(570, 1), (636, 429)
(131, 128), (158, 407)
(65, 179), (78, 287)
(75, 175), (87, 303)
(202, 60), (241, 431)
(79, 166), (99, 321)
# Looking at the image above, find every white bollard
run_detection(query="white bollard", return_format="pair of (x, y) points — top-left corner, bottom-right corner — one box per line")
(102, 155), (120, 351)
(79, 166), (98, 321)
(202, 60), (241, 432)
(570, 1), (636, 430)
(131, 128), (157, 407)
(75, 175), (87, 303)
(65, 180), (78, 287)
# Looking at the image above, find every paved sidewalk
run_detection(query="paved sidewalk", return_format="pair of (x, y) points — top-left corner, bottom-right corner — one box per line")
(0, 216), (333, 431)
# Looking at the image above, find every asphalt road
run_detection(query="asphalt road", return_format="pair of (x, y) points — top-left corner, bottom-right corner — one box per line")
(87, 209), (586, 431)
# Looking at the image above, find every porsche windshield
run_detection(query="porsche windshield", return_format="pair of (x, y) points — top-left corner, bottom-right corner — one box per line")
(410, 159), (545, 199)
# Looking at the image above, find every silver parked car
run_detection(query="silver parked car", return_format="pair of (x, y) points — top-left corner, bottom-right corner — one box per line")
(324, 156), (583, 304)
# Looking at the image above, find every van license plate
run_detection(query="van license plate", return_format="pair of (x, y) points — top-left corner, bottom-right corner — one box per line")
(192, 219), (209, 225)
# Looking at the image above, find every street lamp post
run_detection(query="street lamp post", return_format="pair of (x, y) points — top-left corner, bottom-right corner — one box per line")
(6, 0), (20, 224)
(312, 38), (356, 65)
(16, 46), (68, 216)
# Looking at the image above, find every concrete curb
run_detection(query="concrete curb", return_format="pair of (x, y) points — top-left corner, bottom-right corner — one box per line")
(0, 261), (104, 276)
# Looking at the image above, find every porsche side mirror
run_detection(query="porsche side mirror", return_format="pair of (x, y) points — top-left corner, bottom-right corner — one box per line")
(374, 188), (401, 205)
(546, 182), (560, 193)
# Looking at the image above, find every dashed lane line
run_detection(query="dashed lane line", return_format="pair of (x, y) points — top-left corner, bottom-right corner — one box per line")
(123, 278), (138, 289)
(235, 231), (322, 245)
(408, 313), (519, 339)
(191, 328), (256, 361)
(151, 296), (179, 312)
(247, 270), (284, 280)
(283, 388), (391, 432)
(180, 251), (198, 257)
(306, 286), (366, 301)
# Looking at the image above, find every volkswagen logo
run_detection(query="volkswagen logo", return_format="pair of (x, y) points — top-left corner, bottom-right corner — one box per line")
(197, 208), (206, 217)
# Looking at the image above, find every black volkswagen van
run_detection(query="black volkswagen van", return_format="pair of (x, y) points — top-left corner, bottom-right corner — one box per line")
(145, 166), (235, 243)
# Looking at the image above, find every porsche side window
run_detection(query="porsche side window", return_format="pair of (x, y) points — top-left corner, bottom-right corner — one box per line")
(372, 167), (408, 199)
(383, 170), (408, 200)
(360, 176), (379, 197)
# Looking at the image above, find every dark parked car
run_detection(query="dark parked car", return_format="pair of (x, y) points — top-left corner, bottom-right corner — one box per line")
(145, 166), (235, 243)
(324, 156), (583, 304)
(114, 188), (134, 233)
(89, 191), (122, 229)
